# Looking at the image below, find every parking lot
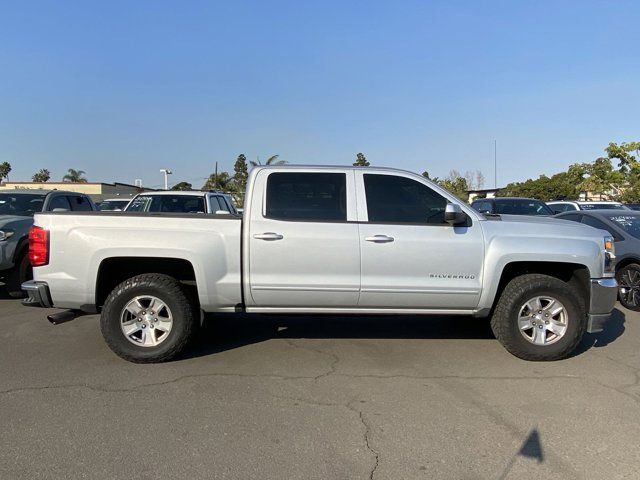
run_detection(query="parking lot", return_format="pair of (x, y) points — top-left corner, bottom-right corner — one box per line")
(1, 292), (639, 480)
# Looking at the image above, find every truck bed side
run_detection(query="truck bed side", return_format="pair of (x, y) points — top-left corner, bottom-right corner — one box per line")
(32, 212), (242, 312)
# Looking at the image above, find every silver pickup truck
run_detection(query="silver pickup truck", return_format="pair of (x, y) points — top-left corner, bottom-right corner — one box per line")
(22, 166), (617, 363)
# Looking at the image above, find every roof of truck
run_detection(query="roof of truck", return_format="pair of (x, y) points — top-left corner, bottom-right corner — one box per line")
(134, 190), (232, 196)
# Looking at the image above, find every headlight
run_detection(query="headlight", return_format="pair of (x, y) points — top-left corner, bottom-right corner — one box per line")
(0, 230), (15, 242)
(604, 235), (616, 273)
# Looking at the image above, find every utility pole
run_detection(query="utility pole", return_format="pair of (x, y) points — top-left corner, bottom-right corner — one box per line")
(214, 161), (218, 190)
(160, 169), (172, 190)
(494, 140), (497, 189)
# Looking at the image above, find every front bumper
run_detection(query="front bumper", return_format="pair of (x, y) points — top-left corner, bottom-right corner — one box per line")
(586, 277), (618, 333)
(21, 280), (53, 308)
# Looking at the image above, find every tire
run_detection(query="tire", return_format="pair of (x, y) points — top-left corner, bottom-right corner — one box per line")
(616, 263), (640, 311)
(490, 273), (586, 361)
(100, 274), (197, 363)
(6, 251), (32, 298)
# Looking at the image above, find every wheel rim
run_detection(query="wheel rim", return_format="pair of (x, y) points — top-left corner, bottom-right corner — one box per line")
(120, 295), (173, 347)
(517, 296), (568, 346)
(619, 268), (640, 308)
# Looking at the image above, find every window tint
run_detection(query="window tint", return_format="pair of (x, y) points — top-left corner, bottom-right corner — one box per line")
(48, 195), (72, 211)
(210, 196), (229, 213)
(126, 195), (205, 213)
(472, 200), (493, 213)
(493, 199), (553, 216)
(69, 195), (93, 211)
(0, 194), (45, 216)
(364, 174), (447, 224)
(559, 213), (581, 222)
(582, 216), (615, 236)
(580, 203), (625, 210)
(550, 203), (576, 213)
(266, 172), (346, 221)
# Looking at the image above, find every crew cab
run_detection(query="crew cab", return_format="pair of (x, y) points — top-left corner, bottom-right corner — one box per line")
(0, 189), (96, 297)
(22, 166), (617, 363)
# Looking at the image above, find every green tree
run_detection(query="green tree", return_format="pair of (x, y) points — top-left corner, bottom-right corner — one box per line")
(353, 152), (370, 167)
(438, 170), (469, 202)
(171, 181), (193, 191)
(32, 169), (51, 182)
(606, 141), (640, 174)
(62, 168), (87, 183)
(233, 154), (248, 189)
(0, 162), (11, 182)
(250, 155), (286, 167)
(202, 171), (232, 191)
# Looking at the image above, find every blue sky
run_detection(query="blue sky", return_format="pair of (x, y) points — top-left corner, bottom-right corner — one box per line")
(1, 0), (639, 189)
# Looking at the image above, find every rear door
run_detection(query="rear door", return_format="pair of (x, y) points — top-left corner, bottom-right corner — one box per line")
(356, 171), (484, 310)
(247, 169), (360, 308)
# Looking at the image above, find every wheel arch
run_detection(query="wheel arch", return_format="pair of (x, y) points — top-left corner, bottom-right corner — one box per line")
(95, 257), (197, 311)
(485, 261), (590, 315)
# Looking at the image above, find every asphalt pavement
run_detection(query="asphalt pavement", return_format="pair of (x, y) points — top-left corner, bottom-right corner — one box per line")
(1, 291), (639, 480)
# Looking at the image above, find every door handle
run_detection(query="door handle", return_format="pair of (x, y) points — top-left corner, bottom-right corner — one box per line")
(365, 235), (394, 243)
(253, 232), (284, 241)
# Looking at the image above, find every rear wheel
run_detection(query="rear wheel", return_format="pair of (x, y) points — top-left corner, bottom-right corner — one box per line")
(491, 274), (586, 361)
(100, 274), (197, 363)
(6, 251), (32, 298)
(616, 263), (640, 311)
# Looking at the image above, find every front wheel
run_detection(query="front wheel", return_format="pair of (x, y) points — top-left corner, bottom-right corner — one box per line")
(6, 251), (32, 298)
(491, 274), (586, 361)
(616, 263), (640, 311)
(100, 274), (197, 363)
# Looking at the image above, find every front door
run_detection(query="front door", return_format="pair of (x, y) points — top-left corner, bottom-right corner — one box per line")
(356, 171), (484, 310)
(247, 169), (360, 308)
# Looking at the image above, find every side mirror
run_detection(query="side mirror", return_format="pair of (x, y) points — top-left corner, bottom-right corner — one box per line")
(214, 210), (230, 215)
(444, 203), (467, 225)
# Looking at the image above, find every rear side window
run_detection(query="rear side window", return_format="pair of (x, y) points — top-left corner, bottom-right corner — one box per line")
(69, 195), (93, 211)
(559, 213), (582, 222)
(364, 174), (447, 224)
(210, 196), (229, 213)
(48, 195), (72, 211)
(472, 200), (493, 213)
(550, 203), (576, 213)
(266, 172), (346, 221)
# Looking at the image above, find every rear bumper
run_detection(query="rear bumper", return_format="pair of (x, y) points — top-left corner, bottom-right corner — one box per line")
(587, 277), (618, 333)
(21, 280), (53, 308)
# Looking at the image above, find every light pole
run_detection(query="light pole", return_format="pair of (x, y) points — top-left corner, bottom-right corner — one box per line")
(160, 169), (172, 190)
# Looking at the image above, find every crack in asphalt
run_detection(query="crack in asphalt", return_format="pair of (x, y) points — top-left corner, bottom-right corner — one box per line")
(356, 409), (380, 480)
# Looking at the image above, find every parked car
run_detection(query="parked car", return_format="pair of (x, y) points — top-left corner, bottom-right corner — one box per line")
(470, 197), (554, 216)
(23, 166), (616, 363)
(124, 191), (238, 215)
(98, 198), (131, 211)
(555, 209), (640, 311)
(0, 190), (96, 297)
(547, 200), (629, 214)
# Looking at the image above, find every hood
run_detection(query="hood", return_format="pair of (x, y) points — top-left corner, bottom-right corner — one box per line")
(480, 213), (609, 240)
(0, 215), (34, 232)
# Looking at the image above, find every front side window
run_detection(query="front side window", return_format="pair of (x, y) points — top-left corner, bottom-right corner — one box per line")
(472, 201), (493, 213)
(266, 172), (346, 221)
(364, 174), (447, 224)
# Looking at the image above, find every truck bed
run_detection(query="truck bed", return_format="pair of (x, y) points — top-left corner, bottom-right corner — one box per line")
(32, 212), (243, 311)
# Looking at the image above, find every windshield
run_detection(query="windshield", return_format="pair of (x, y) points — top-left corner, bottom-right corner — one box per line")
(581, 203), (626, 210)
(0, 193), (46, 217)
(607, 214), (640, 239)
(494, 199), (553, 216)
(125, 195), (206, 213)
(99, 200), (130, 211)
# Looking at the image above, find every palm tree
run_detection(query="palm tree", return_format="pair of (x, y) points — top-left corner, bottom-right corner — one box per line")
(250, 155), (286, 167)
(62, 168), (88, 183)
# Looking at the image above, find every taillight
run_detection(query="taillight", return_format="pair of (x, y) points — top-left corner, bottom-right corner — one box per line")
(29, 226), (49, 267)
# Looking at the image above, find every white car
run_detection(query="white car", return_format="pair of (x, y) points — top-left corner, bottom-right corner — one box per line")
(124, 190), (238, 215)
(547, 200), (629, 214)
